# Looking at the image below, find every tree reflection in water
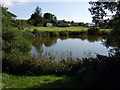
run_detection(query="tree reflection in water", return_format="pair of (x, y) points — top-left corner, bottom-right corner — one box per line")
(30, 35), (109, 60)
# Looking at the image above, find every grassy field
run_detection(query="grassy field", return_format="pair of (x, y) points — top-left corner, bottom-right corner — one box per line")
(25, 26), (89, 32)
(24, 26), (111, 35)
(24, 26), (111, 32)
(2, 73), (82, 88)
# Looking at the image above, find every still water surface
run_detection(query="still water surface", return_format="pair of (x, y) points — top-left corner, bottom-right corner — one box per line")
(31, 36), (110, 60)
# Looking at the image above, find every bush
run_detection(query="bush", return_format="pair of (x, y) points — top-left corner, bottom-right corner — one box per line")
(3, 53), (81, 75)
(68, 31), (81, 36)
(32, 29), (42, 37)
(22, 30), (35, 39)
(99, 31), (108, 35)
(110, 20), (120, 35)
(88, 27), (99, 35)
(2, 49), (32, 74)
(74, 53), (120, 88)
(27, 59), (81, 75)
(79, 30), (88, 35)
(41, 31), (50, 37)
(59, 31), (68, 36)
(49, 31), (59, 37)
(2, 27), (31, 54)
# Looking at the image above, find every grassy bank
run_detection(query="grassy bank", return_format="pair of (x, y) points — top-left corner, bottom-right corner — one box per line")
(2, 73), (64, 88)
(2, 73), (81, 88)
(2, 51), (120, 88)
(2, 48), (120, 88)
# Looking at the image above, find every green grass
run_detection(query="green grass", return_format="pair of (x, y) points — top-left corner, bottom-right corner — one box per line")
(2, 73), (84, 88)
(25, 26), (89, 32)
(2, 73), (64, 88)
(24, 26), (111, 35)
(99, 28), (112, 33)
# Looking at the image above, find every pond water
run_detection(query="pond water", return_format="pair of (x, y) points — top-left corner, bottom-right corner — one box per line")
(31, 35), (110, 60)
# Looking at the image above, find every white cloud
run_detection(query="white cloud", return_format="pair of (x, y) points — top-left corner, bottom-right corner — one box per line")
(1, 0), (29, 8)
(1, 0), (14, 7)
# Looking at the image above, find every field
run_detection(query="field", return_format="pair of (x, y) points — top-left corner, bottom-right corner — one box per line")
(24, 26), (111, 34)
(25, 26), (89, 32)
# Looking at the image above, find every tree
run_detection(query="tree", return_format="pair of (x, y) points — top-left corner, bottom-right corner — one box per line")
(44, 13), (53, 20)
(29, 6), (43, 26)
(1, 5), (17, 28)
(71, 21), (74, 24)
(89, 1), (120, 59)
(2, 5), (30, 54)
(43, 13), (57, 26)
(89, 1), (120, 26)
(78, 22), (85, 26)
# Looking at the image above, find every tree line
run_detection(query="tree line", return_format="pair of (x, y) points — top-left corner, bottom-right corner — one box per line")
(3, 6), (86, 28)
(10, 6), (57, 28)
(29, 6), (57, 27)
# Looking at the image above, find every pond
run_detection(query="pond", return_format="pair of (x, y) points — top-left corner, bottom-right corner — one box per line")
(31, 35), (111, 60)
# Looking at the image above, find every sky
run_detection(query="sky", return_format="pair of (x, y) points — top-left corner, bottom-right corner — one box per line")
(1, 0), (99, 23)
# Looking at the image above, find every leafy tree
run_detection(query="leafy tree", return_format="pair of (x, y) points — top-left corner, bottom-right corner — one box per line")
(2, 6), (31, 54)
(89, 1), (120, 26)
(78, 22), (85, 26)
(12, 20), (30, 27)
(71, 21), (74, 24)
(43, 13), (53, 20)
(1, 5), (17, 28)
(29, 6), (43, 26)
(89, 1), (120, 34)
(43, 13), (57, 26)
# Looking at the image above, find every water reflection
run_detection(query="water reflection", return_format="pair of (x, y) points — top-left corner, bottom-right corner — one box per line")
(31, 35), (109, 60)
(104, 35), (120, 56)
(30, 37), (57, 53)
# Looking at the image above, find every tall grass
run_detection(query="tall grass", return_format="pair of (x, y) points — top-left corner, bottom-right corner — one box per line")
(3, 51), (81, 75)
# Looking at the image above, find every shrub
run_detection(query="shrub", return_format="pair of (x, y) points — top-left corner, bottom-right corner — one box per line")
(74, 53), (120, 88)
(22, 30), (35, 39)
(88, 27), (99, 35)
(32, 29), (42, 37)
(3, 53), (81, 75)
(2, 49), (31, 74)
(68, 31), (80, 36)
(110, 20), (120, 36)
(79, 30), (88, 35)
(41, 31), (50, 37)
(49, 31), (59, 37)
(2, 27), (31, 54)
(26, 58), (81, 75)
(59, 31), (68, 36)
(99, 31), (108, 35)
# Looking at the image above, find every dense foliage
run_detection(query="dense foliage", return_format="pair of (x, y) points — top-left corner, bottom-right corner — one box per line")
(12, 19), (30, 28)
(29, 6), (43, 26)
(43, 13), (57, 26)
(87, 27), (99, 35)
(2, 6), (31, 74)
(89, 1), (120, 29)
